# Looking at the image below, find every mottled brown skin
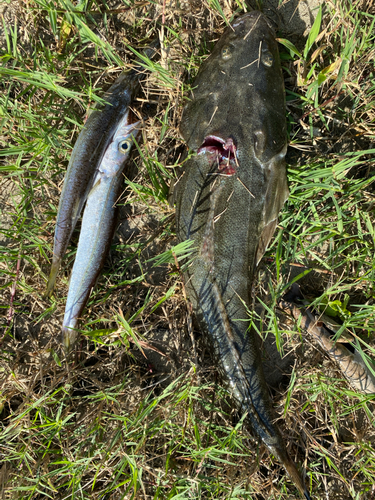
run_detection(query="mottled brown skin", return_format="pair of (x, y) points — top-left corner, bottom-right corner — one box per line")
(176, 12), (310, 499)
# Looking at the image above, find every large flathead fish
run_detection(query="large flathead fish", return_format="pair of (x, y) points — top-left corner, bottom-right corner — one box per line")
(175, 12), (310, 499)
(61, 112), (140, 350)
(45, 71), (141, 298)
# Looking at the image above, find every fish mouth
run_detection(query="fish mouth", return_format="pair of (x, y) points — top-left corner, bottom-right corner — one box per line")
(198, 135), (238, 176)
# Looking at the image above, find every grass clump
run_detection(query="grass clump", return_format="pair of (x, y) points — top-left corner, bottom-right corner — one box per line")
(1, 0), (375, 499)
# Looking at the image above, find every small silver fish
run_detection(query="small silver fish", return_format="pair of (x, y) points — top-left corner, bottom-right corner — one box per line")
(45, 71), (141, 297)
(61, 111), (140, 351)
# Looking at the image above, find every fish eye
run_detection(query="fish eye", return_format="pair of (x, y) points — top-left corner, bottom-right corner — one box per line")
(253, 130), (265, 156)
(221, 46), (232, 60)
(261, 50), (273, 68)
(118, 139), (132, 154)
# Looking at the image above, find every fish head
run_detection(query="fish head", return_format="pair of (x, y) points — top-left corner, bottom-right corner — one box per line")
(179, 11), (289, 266)
(99, 112), (141, 178)
(181, 11), (286, 165)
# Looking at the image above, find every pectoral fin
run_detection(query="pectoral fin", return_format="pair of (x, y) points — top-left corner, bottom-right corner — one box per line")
(256, 147), (289, 265)
(256, 218), (277, 266)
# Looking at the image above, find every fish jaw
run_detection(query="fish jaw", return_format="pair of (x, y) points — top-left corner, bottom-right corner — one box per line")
(197, 136), (238, 176)
(61, 117), (140, 352)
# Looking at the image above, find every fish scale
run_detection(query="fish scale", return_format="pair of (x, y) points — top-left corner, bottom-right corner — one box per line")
(175, 11), (311, 499)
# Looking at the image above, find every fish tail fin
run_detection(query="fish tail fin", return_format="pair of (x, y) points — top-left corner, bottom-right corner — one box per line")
(45, 257), (61, 298)
(62, 324), (79, 353)
(272, 445), (311, 499)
